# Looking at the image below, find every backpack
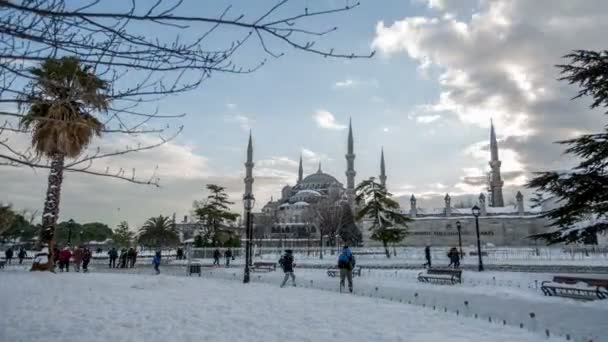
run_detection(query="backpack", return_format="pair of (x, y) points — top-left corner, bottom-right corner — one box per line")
(338, 249), (352, 268)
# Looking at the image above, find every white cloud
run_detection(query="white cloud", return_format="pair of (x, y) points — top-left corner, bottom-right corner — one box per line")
(257, 156), (298, 168)
(416, 114), (441, 124)
(383, 127), (390, 132)
(334, 79), (356, 88)
(312, 110), (346, 130)
(225, 114), (253, 131)
(226, 103), (237, 110)
(301, 148), (330, 163)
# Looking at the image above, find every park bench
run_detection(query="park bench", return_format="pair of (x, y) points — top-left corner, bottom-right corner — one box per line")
(188, 263), (201, 276)
(417, 268), (462, 285)
(252, 261), (276, 272)
(326, 266), (362, 278)
(541, 275), (608, 300)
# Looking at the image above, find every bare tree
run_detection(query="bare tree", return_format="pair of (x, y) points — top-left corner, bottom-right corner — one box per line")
(310, 198), (342, 258)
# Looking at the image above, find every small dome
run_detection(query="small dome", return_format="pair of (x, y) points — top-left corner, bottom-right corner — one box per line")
(295, 189), (322, 197)
(293, 201), (310, 206)
(279, 203), (291, 208)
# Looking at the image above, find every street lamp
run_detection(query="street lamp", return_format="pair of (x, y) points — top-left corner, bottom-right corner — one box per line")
(80, 230), (84, 245)
(67, 219), (75, 245)
(242, 193), (255, 284)
(455, 220), (463, 259)
(471, 205), (484, 271)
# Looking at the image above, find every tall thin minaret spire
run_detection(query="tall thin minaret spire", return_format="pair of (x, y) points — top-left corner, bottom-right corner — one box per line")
(379, 147), (387, 188)
(297, 153), (303, 183)
(244, 131), (254, 198)
(345, 118), (356, 204)
(488, 119), (504, 207)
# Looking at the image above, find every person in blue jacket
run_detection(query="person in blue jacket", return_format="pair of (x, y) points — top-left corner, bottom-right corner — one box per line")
(152, 250), (161, 275)
(338, 245), (356, 293)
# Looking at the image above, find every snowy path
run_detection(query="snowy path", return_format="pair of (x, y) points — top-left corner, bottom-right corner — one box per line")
(0, 272), (567, 342)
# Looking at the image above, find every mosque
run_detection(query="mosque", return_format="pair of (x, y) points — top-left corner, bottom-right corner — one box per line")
(246, 120), (550, 247)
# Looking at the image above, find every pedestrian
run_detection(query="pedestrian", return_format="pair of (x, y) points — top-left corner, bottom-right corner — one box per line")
(73, 246), (83, 272)
(337, 245), (356, 293)
(424, 245), (432, 268)
(82, 247), (92, 273)
(108, 247), (118, 268)
(131, 248), (138, 268)
(279, 249), (296, 287)
(53, 246), (61, 269)
(18, 247), (27, 265)
(119, 248), (128, 268)
(127, 247), (136, 268)
(447, 247), (460, 268)
(152, 250), (161, 275)
(176, 247), (183, 260)
(212, 248), (221, 266)
(59, 246), (72, 272)
(4, 247), (14, 265)
(224, 248), (232, 267)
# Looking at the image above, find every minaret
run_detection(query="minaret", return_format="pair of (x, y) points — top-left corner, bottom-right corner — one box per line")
(297, 154), (303, 183)
(345, 118), (356, 203)
(489, 120), (504, 207)
(379, 147), (387, 188)
(244, 131), (254, 198)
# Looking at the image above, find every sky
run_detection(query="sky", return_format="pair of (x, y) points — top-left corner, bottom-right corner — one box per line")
(2, 0), (608, 228)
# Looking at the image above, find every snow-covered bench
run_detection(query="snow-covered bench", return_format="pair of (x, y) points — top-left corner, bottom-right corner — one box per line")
(541, 276), (608, 300)
(417, 268), (462, 285)
(252, 262), (276, 272)
(327, 267), (362, 277)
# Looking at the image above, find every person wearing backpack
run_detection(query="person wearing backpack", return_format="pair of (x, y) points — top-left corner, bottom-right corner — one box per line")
(337, 245), (356, 293)
(278, 249), (296, 287)
(152, 250), (161, 275)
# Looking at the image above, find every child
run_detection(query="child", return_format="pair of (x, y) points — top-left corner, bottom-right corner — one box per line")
(279, 249), (296, 287)
(152, 250), (161, 275)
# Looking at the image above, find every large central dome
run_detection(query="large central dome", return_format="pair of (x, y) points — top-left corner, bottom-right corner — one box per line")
(301, 171), (339, 186)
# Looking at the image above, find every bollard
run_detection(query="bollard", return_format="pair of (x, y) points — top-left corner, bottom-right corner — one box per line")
(503, 320), (506, 326)
(528, 312), (537, 333)
(520, 323), (524, 329)
(456, 310), (459, 316)
(488, 317), (492, 323)
(565, 334), (570, 340)
(545, 329), (550, 338)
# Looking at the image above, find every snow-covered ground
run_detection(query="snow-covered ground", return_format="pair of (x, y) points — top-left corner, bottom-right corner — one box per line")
(0, 272), (571, 342)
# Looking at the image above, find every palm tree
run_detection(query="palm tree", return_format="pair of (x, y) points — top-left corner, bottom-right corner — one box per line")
(138, 216), (180, 248)
(20, 57), (108, 271)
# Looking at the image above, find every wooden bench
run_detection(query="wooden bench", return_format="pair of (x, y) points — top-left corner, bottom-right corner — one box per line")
(541, 276), (608, 300)
(252, 262), (276, 272)
(327, 266), (362, 277)
(418, 268), (462, 285)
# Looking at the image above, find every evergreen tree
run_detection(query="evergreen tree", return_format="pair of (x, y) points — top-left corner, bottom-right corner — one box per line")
(138, 215), (179, 247)
(355, 178), (410, 258)
(193, 184), (239, 246)
(527, 50), (608, 244)
(113, 221), (134, 248)
(338, 200), (363, 246)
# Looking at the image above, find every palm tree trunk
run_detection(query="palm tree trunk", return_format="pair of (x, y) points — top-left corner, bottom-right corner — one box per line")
(31, 152), (64, 271)
(383, 240), (390, 258)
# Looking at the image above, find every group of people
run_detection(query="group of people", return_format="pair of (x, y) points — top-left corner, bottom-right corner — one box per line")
(3, 247), (27, 265)
(107, 247), (138, 269)
(52, 245), (92, 273)
(423, 245), (461, 269)
(277, 245), (357, 293)
(212, 248), (233, 267)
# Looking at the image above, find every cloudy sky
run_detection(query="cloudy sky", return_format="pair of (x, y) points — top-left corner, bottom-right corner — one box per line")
(2, 0), (607, 228)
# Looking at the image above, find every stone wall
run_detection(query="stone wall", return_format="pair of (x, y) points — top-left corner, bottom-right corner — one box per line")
(360, 216), (551, 247)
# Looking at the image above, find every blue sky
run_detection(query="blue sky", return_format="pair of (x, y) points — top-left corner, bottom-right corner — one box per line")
(4, 0), (608, 227)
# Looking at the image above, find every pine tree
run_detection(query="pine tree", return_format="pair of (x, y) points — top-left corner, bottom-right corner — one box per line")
(338, 200), (363, 246)
(113, 221), (134, 248)
(355, 177), (410, 258)
(527, 50), (608, 244)
(193, 184), (239, 246)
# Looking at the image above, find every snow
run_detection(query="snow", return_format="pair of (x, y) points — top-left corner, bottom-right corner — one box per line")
(0, 272), (566, 342)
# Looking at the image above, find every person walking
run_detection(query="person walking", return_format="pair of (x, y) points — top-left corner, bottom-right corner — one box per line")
(176, 247), (184, 260)
(212, 248), (221, 266)
(4, 247), (14, 265)
(108, 247), (118, 268)
(18, 247), (27, 265)
(127, 247), (137, 268)
(279, 249), (296, 287)
(73, 246), (83, 272)
(152, 250), (161, 275)
(53, 246), (61, 269)
(424, 245), (432, 268)
(224, 248), (233, 267)
(82, 247), (92, 273)
(447, 247), (460, 268)
(119, 248), (128, 268)
(59, 246), (72, 272)
(337, 245), (356, 293)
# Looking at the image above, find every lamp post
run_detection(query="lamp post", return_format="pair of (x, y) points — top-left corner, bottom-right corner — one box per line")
(67, 219), (75, 245)
(79, 230), (84, 246)
(471, 205), (484, 271)
(455, 220), (463, 259)
(242, 193), (255, 284)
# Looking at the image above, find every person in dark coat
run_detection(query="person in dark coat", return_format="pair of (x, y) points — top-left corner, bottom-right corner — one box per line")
(53, 246), (61, 269)
(82, 247), (92, 273)
(337, 245), (356, 293)
(127, 247), (137, 268)
(59, 246), (72, 272)
(224, 249), (233, 267)
(279, 250), (296, 287)
(212, 248), (221, 266)
(18, 247), (27, 264)
(4, 247), (14, 265)
(176, 248), (184, 260)
(424, 246), (432, 268)
(119, 248), (128, 268)
(108, 247), (118, 268)
(448, 247), (460, 268)
(152, 250), (161, 275)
